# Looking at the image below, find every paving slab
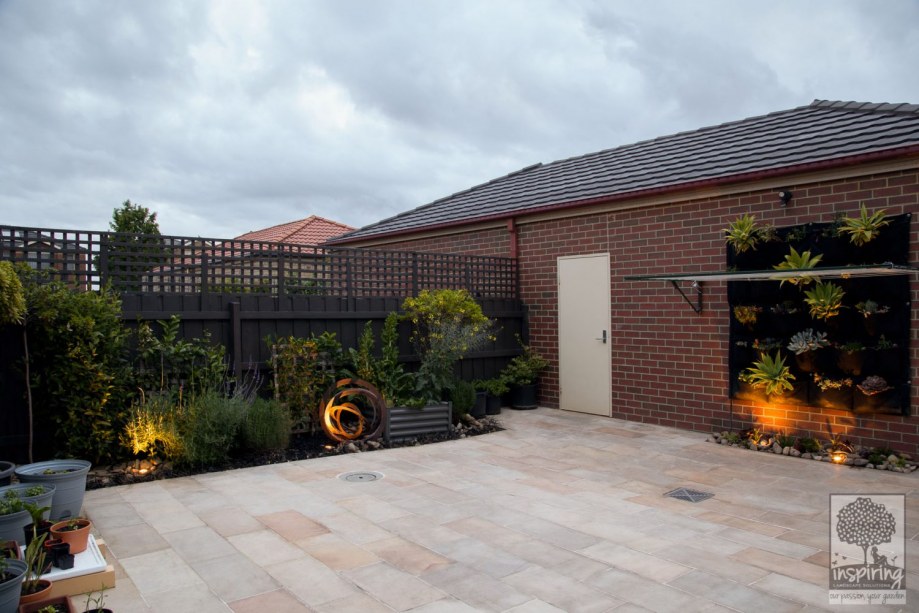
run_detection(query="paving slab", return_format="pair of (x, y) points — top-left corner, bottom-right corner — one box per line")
(82, 408), (919, 612)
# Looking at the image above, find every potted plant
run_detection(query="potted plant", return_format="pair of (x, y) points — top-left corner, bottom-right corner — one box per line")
(80, 589), (111, 613)
(786, 328), (829, 372)
(18, 596), (75, 612)
(0, 465), (12, 489)
(738, 351), (795, 397)
(14, 461), (91, 522)
(835, 341), (865, 375)
(724, 214), (761, 254)
(856, 300), (890, 335)
(732, 305), (761, 329)
(501, 341), (549, 410)
(812, 374), (854, 410)
(386, 290), (493, 441)
(803, 281), (844, 321)
(475, 378), (508, 415)
(0, 486), (53, 548)
(773, 247), (822, 286)
(0, 557), (27, 613)
(49, 519), (91, 555)
(18, 527), (51, 608)
(839, 204), (889, 247)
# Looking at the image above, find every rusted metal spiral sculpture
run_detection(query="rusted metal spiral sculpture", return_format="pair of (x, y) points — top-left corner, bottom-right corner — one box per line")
(320, 378), (387, 443)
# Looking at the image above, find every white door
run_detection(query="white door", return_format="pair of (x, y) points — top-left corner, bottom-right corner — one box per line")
(558, 254), (611, 416)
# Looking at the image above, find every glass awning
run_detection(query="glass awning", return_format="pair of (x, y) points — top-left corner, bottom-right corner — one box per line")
(624, 263), (918, 313)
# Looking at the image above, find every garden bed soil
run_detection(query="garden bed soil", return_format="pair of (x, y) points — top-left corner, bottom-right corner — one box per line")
(86, 416), (502, 490)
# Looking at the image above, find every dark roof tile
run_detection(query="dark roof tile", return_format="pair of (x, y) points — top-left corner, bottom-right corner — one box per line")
(332, 100), (919, 243)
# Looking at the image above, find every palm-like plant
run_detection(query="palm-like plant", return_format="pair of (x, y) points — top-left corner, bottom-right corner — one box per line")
(739, 351), (795, 396)
(804, 281), (845, 320)
(839, 204), (889, 246)
(773, 247), (823, 286)
(724, 214), (760, 254)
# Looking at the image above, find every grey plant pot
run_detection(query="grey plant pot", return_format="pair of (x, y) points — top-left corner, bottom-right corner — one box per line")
(15, 459), (91, 521)
(385, 402), (452, 442)
(0, 463), (13, 487)
(0, 558), (26, 613)
(0, 483), (55, 547)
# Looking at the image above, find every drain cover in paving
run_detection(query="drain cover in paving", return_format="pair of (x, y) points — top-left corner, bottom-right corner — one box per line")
(338, 471), (384, 482)
(664, 487), (713, 503)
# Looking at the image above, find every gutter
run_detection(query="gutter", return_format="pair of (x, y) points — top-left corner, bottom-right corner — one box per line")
(328, 145), (919, 246)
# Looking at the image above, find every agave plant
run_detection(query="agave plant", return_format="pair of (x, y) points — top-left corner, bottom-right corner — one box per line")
(773, 247), (823, 286)
(804, 281), (845, 320)
(839, 204), (889, 246)
(724, 214), (760, 254)
(739, 351), (795, 396)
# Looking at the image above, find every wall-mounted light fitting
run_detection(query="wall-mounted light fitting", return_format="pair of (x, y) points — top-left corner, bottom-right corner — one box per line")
(778, 189), (793, 207)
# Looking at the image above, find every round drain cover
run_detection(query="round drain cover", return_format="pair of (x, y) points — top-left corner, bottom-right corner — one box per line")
(338, 471), (384, 482)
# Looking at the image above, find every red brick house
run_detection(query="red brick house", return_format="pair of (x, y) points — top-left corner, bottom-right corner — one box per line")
(329, 100), (919, 453)
(235, 215), (354, 244)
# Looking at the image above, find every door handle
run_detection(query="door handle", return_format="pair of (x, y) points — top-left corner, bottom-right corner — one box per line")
(596, 330), (607, 343)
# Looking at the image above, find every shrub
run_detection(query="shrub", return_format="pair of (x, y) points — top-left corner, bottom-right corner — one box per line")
(270, 332), (343, 433)
(134, 315), (226, 395)
(241, 397), (291, 451)
(122, 392), (184, 462)
(177, 390), (247, 466)
(449, 380), (477, 418)
(20, 271), (132, 463)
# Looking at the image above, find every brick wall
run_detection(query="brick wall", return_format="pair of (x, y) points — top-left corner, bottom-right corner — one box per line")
(363, 168), (919, 453)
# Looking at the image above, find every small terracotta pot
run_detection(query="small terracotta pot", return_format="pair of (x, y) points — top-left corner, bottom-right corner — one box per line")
(50, 518), (91, 554)
(18, 578), (53, 605)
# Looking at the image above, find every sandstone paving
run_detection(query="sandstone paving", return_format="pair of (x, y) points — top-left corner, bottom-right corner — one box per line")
(82, 407), (919, 611)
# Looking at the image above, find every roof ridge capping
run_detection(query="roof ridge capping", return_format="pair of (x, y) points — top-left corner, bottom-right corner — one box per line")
(811, 99), (919, 115)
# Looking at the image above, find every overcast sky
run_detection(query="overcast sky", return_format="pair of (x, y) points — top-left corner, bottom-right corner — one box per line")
(1, 1), (918, 239)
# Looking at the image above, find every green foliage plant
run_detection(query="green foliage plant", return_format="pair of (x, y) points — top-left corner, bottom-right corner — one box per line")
(20, 270), (131, 463)
(724, 214), (761, 254)
(401, 289), (494, 404)
(500, 339), (549, 386)
(475, 377), (509, 397)
(839, 204), (890, 246)
(376, 313), (413, 406)
(0, 261), (33, 461)
(122, 391), (184, 462)
(739, 351), (795, 396)
(21, 522), (48, 596)
(347, 321), (378, 384)
(135, 315), (226, 395)
(797, 437), (822, 454)
(270, 332), (343, 432)
(774, 432), (797, 448)
(449, 379), (477, 419)
(812, 373), (853, 392)
(804, 281), (845, 321)
(241, 397), (291, 451)
(773, 247), (823, 286)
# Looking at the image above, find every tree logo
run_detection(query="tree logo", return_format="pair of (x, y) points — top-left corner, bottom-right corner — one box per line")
(830, 494), (905, 606)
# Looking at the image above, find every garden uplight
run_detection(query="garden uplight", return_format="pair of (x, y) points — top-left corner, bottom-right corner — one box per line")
(831, 451), (848, 464)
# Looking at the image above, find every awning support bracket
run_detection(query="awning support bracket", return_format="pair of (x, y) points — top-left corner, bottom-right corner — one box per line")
(670, 280), (703, 313)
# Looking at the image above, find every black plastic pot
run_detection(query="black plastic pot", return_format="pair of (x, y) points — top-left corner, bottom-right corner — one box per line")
(485, 394), (502, 415)
(509, 383), (538, 410)
(469, 392), (487, 419)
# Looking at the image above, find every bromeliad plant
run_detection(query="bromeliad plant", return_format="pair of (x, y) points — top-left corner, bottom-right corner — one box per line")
(401, 289), (494, 405)
(739, 351), (795, 396)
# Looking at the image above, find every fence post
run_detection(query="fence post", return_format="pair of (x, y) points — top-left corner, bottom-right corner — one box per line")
(411, 252), (418, 296)
(98, 232), (109, 290)
(230, 301), (242, 382)
(277, 249), (286, 300)
(200, 251), (209, 295)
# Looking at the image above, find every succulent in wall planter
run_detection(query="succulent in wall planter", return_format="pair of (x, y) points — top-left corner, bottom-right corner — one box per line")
(773, 247), (822, 286)
(856, 300), (890, 335)
(803, 281), (844, 321)
(812, 374), (854, 410)
(787, 329), (829, 372)
(835, 341), (865, 376)
(738, 351), (795, 397)
(732, 305), (762, 329)
(857, 375), (892, 396)
(839, 204), (890, 247)
(724, 214), (761, 254)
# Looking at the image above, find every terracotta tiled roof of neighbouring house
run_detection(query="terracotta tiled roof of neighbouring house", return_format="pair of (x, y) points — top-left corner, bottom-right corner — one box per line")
(329, 100), (919, 244)
(235, 215), (354, 245)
